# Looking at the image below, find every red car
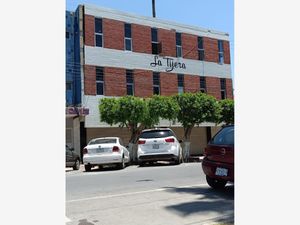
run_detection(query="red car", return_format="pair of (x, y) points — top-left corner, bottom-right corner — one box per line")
(202, 125), (234, 189)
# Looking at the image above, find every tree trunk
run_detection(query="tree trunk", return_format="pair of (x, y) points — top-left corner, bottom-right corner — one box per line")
(128, 123), (145, 163)
(183, 125), (194, 162)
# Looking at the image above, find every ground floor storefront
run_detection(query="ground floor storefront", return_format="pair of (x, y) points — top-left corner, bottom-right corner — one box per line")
(66, 106), (222, 161)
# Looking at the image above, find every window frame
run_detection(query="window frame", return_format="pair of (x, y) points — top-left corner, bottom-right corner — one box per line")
(126, 70), (134, 96)
(153, 72), (160, 95)
(96, 67), (104, 95)
(220, 78), (227, 99)
(176, 32), (182, 58)
(124, 23), (132, 51)
(151, 28), (159, 55)
(199, 76), (207, 93)
(177, 74), (184, 94)
(198, 36), (205, 61)
(218, 40), (224, 64)
(94, 18), (103, 47)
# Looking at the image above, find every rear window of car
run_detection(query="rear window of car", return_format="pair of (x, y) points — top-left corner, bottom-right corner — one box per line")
(139, 130), (175, 139)
(210, 126), (234, 145)
(88, 138), (117, 145)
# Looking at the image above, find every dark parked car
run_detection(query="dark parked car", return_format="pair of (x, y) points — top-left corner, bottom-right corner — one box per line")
(66, 145), (81, 170)
(202, 125), (234, 189)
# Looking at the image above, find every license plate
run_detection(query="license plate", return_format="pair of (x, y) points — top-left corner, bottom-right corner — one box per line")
(215, 167), (228, 176)
(96, 148), (104, 153)
(152, 144), (159, 149)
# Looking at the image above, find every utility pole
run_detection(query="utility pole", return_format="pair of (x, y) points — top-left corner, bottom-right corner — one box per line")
(152, 0), (156, 18)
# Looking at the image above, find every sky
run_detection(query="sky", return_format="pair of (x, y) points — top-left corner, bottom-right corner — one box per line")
(66, 0), (234, 81)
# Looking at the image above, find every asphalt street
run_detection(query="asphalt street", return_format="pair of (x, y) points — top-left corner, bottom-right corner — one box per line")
(66, 162), (234, 225)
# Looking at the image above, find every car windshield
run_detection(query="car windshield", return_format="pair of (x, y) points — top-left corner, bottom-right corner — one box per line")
(139, 130), (174, 139)
(210, 126), (234, 145)
(88, 138), (117, 145)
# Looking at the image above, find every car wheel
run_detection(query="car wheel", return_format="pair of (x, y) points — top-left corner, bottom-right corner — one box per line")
(73, 159), (80, 170)
(117, 157), (125, 169)
(174, 151), (183, 165)
(206, 175), (227, 189)
(84, 164), (91, 172)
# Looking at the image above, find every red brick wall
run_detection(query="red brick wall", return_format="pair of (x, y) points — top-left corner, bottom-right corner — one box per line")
(160, 72), (178, 96)
(84, 65), (96, 95)
(206, 76), (221, 100)
(182, 33), (198, 60)
(84, 15), (95, 47)
(223, 41), (231, 64)
(184, 75), (200, 93)
(134, 70), (153, 97)
(103, 18), (124, 50)
(158, 28), (176, 57)
(203, 37), (218, 63)
(226, 78), (233, 99)
(104, 67), (126, 96)
(132, 24), (151, 54)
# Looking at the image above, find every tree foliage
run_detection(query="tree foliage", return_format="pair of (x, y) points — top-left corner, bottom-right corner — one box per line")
(146, 95), (179, 127)
(173, 92), (219, 140)
(99, 95), (179, 143)
(218, 99), (234, 125)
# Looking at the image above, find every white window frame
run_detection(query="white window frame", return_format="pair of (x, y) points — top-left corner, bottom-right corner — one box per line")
(126, 70), (134, 95)
(95, 18), (103, 47)
(198, 37), (205, 61)
(218, 40), (224, 64)
(124, 37), (132, 51)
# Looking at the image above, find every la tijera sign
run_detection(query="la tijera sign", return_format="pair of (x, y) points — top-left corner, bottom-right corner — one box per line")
(150, 55), (186, 72)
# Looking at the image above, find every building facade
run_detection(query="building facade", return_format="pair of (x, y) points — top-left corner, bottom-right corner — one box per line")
(67, 4), (233, 158)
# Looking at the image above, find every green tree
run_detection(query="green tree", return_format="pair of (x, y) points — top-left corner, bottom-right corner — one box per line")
(146, 95), (179, 127)
(173, 92), (219, 161)
(99, 95), (179, 161)
(99, 96), (147, 143)
(218, 99), (234, 125)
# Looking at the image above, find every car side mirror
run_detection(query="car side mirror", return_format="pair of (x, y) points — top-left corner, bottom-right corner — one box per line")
(179, 140), (183, 143)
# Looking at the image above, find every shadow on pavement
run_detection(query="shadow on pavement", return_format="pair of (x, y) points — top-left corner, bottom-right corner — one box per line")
(163, 185), (234, 222)
(138, 161), (195, 168)
(83, 165), (127, 173)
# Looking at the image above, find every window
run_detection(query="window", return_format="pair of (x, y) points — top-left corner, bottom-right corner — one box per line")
(126, 70), (134, 95)
(178, 74), (184, 94)
(95, 18), (103, 47)
(220, 78), (226, 99)
(96, 67), (104, 95)
(198, 37), (205, 61)
(218, 40), (224, 64)
(210, 126), (234, 145)
(200, 76), (206, 93)
(153, 72), (160, 95)
(151, 28), (161, 55)
(88, 138), (117, 145)
(139, 130), (175, 139)
(124, 23), (132, 51)
(176, 32), (182, 57)
(66, 31), (69, 39)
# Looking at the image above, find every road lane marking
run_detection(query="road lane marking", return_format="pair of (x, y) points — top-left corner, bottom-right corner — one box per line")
(66, 183), (208, 203)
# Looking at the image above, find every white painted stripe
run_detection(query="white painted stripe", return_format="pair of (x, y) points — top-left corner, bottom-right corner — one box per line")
(66, 183), (207, 203)
(84, 4), (230, 41)
(85, 46), (231, 78)
(83, 95), (219, 128)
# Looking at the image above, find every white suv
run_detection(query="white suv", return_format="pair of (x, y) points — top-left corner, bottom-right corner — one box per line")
(137, 128), (183, 166)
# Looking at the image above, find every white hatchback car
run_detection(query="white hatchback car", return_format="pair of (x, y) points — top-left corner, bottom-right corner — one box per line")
(83, 137), (130, 171)
(137, 128), (183, 166)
